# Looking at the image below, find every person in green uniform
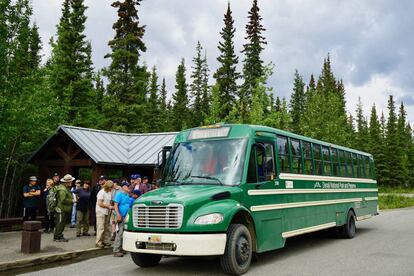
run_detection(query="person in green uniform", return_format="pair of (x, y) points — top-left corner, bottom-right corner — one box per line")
(53, 174), (74, 242)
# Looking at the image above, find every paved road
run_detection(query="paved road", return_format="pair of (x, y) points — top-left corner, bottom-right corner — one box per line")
(21, 207), (414, 276)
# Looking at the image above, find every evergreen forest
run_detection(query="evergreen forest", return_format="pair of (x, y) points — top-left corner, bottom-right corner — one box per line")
(0, 0), (412, 217)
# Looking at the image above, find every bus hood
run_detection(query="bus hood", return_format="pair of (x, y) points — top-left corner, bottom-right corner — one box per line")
(135, 185), (242, 207)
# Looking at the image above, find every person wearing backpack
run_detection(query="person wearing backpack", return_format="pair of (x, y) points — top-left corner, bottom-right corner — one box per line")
(43, 178), (55, 233)
(53, 174), (74, 242)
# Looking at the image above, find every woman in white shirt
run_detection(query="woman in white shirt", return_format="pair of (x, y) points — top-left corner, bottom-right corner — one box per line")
(95, 180), (114, 248)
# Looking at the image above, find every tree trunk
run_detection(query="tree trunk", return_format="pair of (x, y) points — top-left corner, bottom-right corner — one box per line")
(0, 138), (17, 218)
(7, 162), (19, 218)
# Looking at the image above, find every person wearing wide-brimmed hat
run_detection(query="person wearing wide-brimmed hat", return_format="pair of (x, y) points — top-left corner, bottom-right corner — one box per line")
(53, 174), (74, 242)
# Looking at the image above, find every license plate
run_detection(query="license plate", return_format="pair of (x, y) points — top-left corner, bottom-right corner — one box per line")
(148, 235), (162, 244)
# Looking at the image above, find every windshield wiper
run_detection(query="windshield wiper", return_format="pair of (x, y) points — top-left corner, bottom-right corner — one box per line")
(189, 175), (224, 186)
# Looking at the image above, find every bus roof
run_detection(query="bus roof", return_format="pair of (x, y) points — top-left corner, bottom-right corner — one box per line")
(177, 124), (373, 158)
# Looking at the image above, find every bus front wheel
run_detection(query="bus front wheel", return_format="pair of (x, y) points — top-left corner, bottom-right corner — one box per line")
(337, 210), (356, 239)
(131, 252), (162, 267)
(220, 224), (252, 275)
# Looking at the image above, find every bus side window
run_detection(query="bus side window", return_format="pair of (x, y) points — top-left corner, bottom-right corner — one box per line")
(331, 148), (339, 176)
(364, 157), (370, 178)
(338, 150), (345, 177)
(352, 153), (358, 178)
(369, 158), (375, 179)
(322, 146), (332, 176)
(358, 155), (364, 178)
(313, 144), (322, 175)
(345, 151), (353, 177)
(277, 136), (290, 173)
(247, 146), (258, 183)
(302, 141), (313, 175)
(290, 139), (302, 174)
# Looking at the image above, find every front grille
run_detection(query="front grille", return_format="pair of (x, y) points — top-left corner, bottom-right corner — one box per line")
(132, 204), (183, 229)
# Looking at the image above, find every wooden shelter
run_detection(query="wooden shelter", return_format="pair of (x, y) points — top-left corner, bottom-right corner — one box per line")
(28, 125), (177, 186)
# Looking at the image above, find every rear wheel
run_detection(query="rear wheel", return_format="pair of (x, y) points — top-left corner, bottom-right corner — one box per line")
(220, 224), (252, 275)
(131, 252), (162, 267)
(337, 210), (356, 239)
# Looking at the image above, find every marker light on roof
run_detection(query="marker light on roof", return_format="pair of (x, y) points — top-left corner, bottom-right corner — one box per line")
(188, 127), (230, 140)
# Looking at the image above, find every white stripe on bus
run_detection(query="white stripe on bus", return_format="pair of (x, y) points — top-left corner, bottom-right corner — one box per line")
(282, 222), (337, 238)
(250, 198), (362, 212)
(365, 197), (378, 201)
(248, 188), (378, 196)
(279, 173), (377, 184)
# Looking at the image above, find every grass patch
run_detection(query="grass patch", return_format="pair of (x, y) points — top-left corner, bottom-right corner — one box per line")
(378, 186), (414, 194)
(379, 194), (414, 209)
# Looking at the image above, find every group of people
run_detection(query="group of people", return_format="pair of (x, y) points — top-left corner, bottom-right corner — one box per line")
(22, 172), (158, 257)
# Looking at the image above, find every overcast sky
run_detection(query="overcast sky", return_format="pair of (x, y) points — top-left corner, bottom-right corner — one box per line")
(32, 0), (414, 122)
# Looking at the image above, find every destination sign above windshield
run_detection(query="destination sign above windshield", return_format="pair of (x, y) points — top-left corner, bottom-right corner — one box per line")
(188, 127), (230, 140)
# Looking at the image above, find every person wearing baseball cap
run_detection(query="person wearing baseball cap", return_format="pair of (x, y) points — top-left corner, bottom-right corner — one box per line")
(53, 174), (75, 242)
(22, 176), (41, 221)
(52, 172), (60, 186)
(113, 180), (131, 257)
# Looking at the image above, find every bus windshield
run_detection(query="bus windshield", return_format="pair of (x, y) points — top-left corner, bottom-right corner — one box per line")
(164, 139), (247, 186)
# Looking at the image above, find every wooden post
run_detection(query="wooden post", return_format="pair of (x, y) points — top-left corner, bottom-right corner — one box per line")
(91, 164), (104, 186)
(21, 221), (42, 253)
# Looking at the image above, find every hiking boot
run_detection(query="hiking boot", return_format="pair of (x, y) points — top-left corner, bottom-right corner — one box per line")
(82, 233), (91, 236)
(54, 238), (69, 242)
(113, 252), (124, 257)
(96, 244), (105, 249)
(76, 234), (81, 237)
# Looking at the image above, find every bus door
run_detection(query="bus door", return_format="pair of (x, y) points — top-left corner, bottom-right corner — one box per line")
(246, 140), (276, 201)
(246, 140), (284, 252)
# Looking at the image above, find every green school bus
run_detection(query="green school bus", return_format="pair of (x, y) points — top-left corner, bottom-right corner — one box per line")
(122, 124), (378, 275)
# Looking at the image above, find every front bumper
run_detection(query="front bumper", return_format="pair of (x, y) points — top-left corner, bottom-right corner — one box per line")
(122, 231), (227, 256)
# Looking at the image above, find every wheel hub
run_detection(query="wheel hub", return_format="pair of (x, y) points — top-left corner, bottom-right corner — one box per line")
(236, 235), (250, 264)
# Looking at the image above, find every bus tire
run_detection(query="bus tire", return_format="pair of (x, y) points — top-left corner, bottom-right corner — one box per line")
(220, 224), (252, 275)
(131, 252), (162, 267)
(338, 210), (356, 239)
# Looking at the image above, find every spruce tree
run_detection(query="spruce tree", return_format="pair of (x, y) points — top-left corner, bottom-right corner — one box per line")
(397, 102), (408, 185)
(200, 50), (210, 125)
(289, 70), (305, 134)
(104, 0), (147, 132)
(355, 98), (369, 151)
(159, 78), (168, 131)
(406, 124), (414, 187)
(48, 0), (96, 126)
(94, 71), (105, 114)
(239, 0), (267, 123)
(148, 66), (161, 131)
(379, 112), (390, 184)
(301, 56), (350, 146)
(206, 84), (222, 124)
(190, 42), (206, 126)
(369, 105), (386, 186)
(171, 59), (190, 131)
(385, 95), (400, 187)
(214, 3), (239, 120)
(28, 24), (41, 70)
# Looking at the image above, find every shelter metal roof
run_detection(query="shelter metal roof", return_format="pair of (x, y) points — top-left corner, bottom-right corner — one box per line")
(57, 125), (177, 165)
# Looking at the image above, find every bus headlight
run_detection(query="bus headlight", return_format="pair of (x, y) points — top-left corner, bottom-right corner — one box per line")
(194, 213), (223, 225)
(124, 213), (130, 230)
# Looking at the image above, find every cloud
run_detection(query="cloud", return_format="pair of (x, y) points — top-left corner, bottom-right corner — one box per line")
(32, 0), (414, 121)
